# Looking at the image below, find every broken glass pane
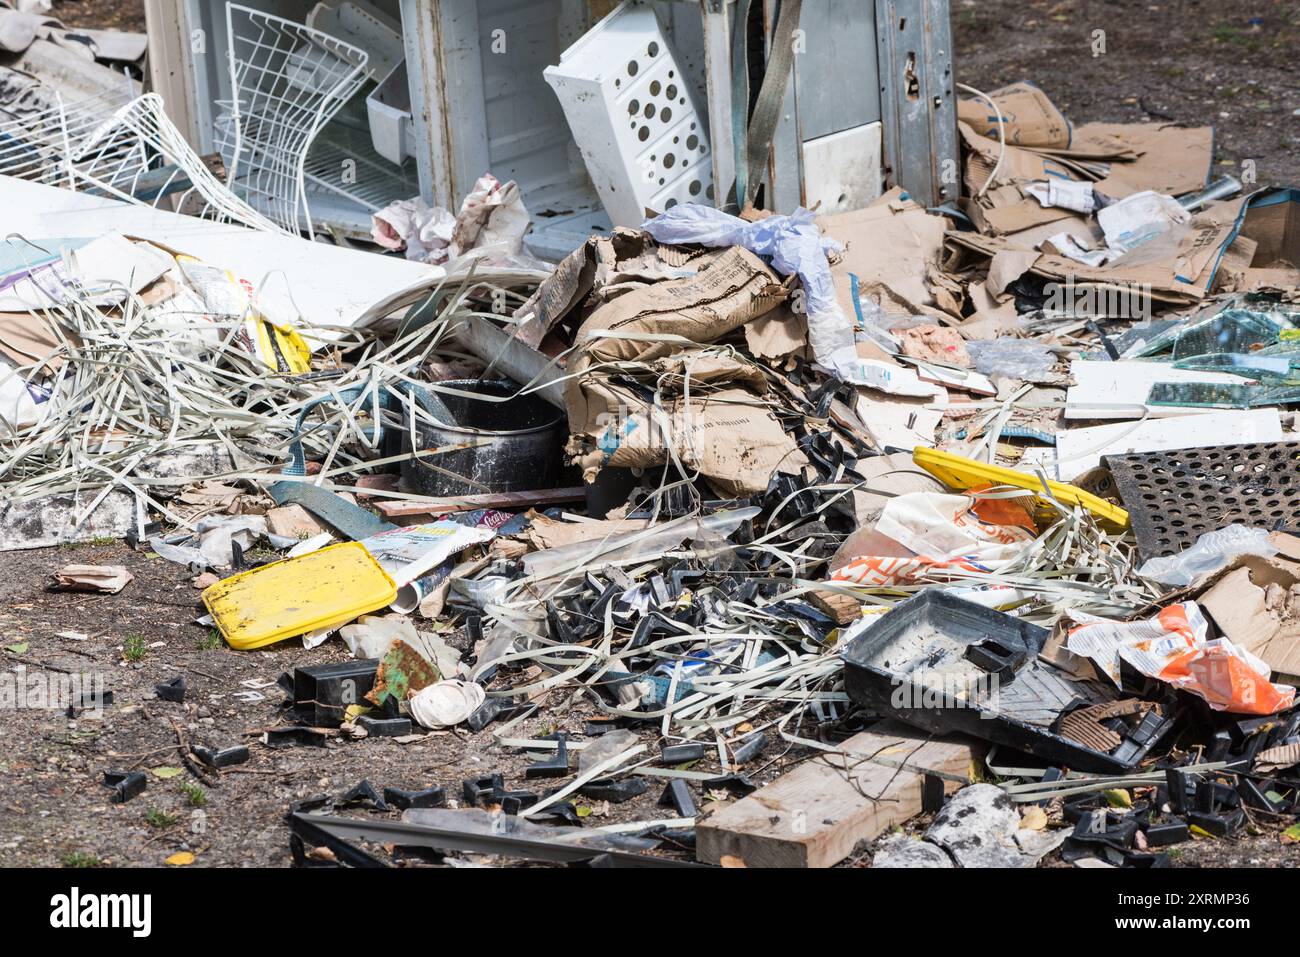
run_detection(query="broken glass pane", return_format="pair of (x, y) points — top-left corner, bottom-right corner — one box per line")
(1168, 309), (1293, 362)
(1147, 381), (1300, 409)
(1173, 352), (1300, 384)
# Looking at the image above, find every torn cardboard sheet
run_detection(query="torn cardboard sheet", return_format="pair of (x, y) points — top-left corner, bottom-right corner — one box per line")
(985, 249), (1041, 298)
(849, 452), (947, 523)
(744, 303), (808, 362)
(1083, 123), (1215, 199)
(51, 564), (133, 594)
(1233, 189), (1300, 293)
(948, 195), (1248, 304)
(1199, 544), (1300, 682)
(856, 387), (947, 451)
(966, 184), (1081, 237)
(0, 310), (71, 373)
(570, 382), (805, 497)
(960, 124), (1074, 195)
(522, 513), (648, 551)
(957, 82), (1071, 148)
(822, 193), (952, 325)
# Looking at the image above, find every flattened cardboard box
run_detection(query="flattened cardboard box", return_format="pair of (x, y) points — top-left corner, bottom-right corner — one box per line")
(957, 82), (1070, 149)
(946, 195), (1249, 304)
(1234, 189), (1300, 292)
(568, 378), (804, 497)
(820, 195), (953, 325)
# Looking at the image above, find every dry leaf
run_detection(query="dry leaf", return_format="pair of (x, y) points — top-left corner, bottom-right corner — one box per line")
(1020, 806), (1048, 830)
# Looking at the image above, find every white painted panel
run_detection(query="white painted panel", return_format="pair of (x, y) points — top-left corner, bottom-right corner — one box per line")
(801, 122), (883, 215)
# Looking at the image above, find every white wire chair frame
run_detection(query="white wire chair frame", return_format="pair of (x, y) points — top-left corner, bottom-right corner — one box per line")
(217, 3), (370, 239)
(0, 71), (135, 187)
(0, 78), (290, 235)
(67, 92), (289, 233)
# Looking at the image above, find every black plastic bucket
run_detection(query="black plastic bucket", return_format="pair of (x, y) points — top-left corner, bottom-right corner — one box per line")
(402, 379), (566, 496)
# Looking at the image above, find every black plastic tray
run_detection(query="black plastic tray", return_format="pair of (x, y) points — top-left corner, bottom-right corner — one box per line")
(840, 591), (1173, 773)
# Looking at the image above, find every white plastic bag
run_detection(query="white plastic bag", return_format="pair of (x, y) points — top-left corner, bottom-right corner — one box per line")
(1136, 524), (1278, 588)
(409, 679), (486, 728)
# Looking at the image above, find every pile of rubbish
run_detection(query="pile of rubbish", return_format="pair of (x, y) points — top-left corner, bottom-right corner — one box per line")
(5, 55), (1300, 869)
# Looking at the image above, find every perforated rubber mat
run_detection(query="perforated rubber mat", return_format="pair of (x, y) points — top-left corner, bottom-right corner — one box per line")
(1104, 441), (1300, 560)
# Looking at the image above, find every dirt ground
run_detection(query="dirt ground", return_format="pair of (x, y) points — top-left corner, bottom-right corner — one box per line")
(957, 0), (1300, 186)
(54, 0), (146, 33)
(3, 0), (1298, 868)
(1, 542), (1296, 869)
(0, 542), (812, 867)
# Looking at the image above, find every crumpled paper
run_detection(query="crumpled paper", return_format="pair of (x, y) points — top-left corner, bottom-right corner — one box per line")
(409, 679), (486, 728)
(372, 174), (531, 266)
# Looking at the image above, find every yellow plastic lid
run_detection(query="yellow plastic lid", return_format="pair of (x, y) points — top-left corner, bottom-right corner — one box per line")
(203, 542), (397, 650)
(913, 446), (1130, 531)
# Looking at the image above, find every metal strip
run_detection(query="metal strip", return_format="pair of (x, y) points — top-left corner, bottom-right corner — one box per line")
(291, 813), (705, 868)
(874, 0), (958, 207)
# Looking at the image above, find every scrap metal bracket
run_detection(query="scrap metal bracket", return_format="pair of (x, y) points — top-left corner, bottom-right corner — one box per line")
(875, 0), (959, 208)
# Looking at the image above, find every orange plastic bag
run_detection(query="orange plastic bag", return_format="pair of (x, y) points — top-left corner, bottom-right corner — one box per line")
(1067, 603), (1294, 715)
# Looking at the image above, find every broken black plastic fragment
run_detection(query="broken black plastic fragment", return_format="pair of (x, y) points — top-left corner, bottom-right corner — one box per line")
(525, 734), (570, 779)
(1143, 820), (1191, 847)
(103, 769), (146, 803)
(731, 732), (767, 765)
(292, 660), (379, 727)
(155, 675), (186, 703)
(356, 715), (412, 737)
(191, 744), (250, 769)
(660, 742), (706, 765)
(658, 778), (696, 817)
(264, 726), (330, 748)
(462, 773), (504, 807)
(338, 779), (389, 811)
(382, 785), (448, 810)
(580, 777), (648, 803)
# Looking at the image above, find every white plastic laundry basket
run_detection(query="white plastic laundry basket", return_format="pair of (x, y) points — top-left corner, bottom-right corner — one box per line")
(544, 1), (714, 228)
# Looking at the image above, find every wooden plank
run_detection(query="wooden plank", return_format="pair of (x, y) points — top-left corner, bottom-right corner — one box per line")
(696, 721), (974, 868)
(808, 589), (863, 626)
(375, 487), (587, 517)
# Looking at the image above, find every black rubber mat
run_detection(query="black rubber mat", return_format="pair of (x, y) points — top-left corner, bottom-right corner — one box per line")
(1104, 441), (1300, 560)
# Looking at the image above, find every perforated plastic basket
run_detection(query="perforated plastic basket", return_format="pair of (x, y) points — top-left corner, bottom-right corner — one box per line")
(544, 1), (714, 227)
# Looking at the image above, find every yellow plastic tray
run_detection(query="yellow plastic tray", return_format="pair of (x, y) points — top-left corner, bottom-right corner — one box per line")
(203, 542), (397, 650)
(913, 447), (1130, 531)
